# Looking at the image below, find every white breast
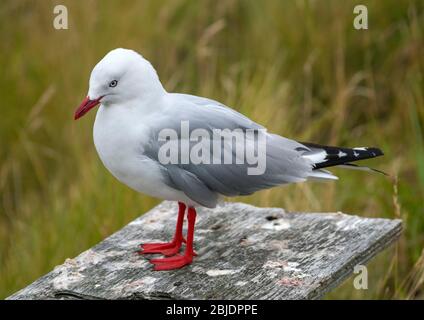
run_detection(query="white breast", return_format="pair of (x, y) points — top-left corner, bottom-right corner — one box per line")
(92, 103), (189, 202)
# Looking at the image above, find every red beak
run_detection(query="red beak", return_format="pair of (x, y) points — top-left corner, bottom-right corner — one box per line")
(74, 96), (102, 120)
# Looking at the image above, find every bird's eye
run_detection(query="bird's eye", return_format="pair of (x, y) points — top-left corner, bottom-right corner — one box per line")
(109, 80), (118, 88)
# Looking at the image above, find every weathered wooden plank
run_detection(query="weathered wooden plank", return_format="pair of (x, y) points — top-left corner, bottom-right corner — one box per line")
(8, 201), (402, 300)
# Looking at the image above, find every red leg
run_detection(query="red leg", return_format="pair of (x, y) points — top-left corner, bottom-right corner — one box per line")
(150, 207), (197, 270)
(139, 202), (186, 256)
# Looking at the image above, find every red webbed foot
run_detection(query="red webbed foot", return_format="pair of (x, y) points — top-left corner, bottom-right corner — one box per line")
(138, 202), (186, 257)
(149, 254), (193, 271)
(138, 240), (184, 256)
(147, 206), (197, 271)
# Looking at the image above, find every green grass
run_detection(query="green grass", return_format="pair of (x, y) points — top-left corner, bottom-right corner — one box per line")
(0, 0), (423, 299)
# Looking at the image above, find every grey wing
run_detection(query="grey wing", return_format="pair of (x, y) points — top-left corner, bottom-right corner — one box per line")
(144, 94), (314, 208)
(165, 166), (219, 208)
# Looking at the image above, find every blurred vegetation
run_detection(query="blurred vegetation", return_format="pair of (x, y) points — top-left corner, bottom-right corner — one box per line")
(0, 0), (423, 299)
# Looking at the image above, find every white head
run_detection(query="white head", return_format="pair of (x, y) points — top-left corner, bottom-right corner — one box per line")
(74, 48), (165, 120)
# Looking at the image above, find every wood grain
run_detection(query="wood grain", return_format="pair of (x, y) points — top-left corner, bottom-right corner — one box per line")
(8, 201), (402, 300)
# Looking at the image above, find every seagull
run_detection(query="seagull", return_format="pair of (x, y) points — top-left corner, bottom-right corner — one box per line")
(74, 48), (384, 271)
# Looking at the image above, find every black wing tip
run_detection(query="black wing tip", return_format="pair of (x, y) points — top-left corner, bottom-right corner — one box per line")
(302, 142), (385, 170)
(366, 147), (384, 157)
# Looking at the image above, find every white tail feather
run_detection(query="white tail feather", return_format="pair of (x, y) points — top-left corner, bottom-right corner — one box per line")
(308, 169), (338, 181)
